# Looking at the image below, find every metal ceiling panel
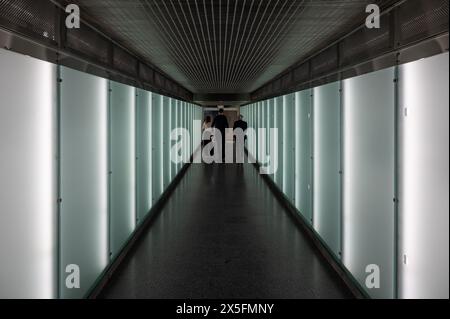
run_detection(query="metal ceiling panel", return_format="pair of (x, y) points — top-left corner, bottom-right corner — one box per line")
(67, 0), (394, 94)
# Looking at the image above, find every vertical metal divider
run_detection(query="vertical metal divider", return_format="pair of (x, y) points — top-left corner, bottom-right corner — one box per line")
(339, 79), (344, 260)
(56, 4), (64, 299)
(393, 61), (400, 300)
(160, 96), (164, 192)
(107, 80), (112, 261)
(337, 36), (344, 261)
(310, 88), (315, 227)
(281, 99), (284, 188)
(255, 105), (257, 173)
(151, 94), (156, 205)
(292, 94), (296, 204)
(392, 5), (401, 300)
(56, 63), (62, 300)
(135, 89), (139, 226)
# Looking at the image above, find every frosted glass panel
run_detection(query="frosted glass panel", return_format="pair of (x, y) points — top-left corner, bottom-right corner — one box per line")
(265, 101), (271, 175)
(109, 81), (136, 257)
(188, 104), (192, 158)
(260, 102), (264, 163)
(248, 105), (253, 158)
(342, 68), (396, 299)
(268, 99), (275, 181)
(136, 89), (152, 222)
(275, 97), (284, 187)
(399, 52), (449, 299)
(152, 94), (163, 201)
(181, 102), (186, 164)
(295, 89), (313, 223)
(191, 105), (194, 155)
(256, 102), (261, 162)
(176, 101), (181, 174)
(60, 67), (108, 298)
(253, 105), (257, 159)
(171, 99), (177, 181)
(0, 49), (57, 298)
(163, 97), (170, 188)
(258, 102), (264, 165)
(283, 94), (295, 203)
(313, 82), (341, 256)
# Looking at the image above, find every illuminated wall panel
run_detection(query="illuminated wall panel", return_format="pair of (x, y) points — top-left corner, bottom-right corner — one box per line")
(59, 66), (108, 298)
(268, 99), (276, 181)
(256, 102), (261, 163)
(181, 102), (186, 163)
(275, 96), (284, 187)
(247, 105), (253, 158)
(0, 49), (57, 299)
(295, 89), (313, 224)
(399, 52), (449, 299)
(176, 101), (181, 174)
(109, 81), (136, 257)
(190, 105), (193, 157)
(163, 97), (170, 188)
(136, 89), (152, 222)
(283, 94), (296, 203)
(313, 82), (341, 256)
(171, 99), (177, 180)
(342, 68), (396, 299)
(152, 94), (163, 202)
(265, 100), (271, 175)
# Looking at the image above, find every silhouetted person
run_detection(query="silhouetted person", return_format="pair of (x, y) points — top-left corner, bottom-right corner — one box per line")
(233, 115), (248, 140)
(212, 108), (229, 161)
(233, 115), (248, 164)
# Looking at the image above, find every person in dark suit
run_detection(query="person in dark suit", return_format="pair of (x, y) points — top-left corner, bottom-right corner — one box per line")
(212, 108), (229, 161)
(233, 115), (248, 164)
(233, 115), (248, 137)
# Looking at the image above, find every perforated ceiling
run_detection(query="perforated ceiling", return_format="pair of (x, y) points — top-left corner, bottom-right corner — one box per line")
(63, 0), (395, 94)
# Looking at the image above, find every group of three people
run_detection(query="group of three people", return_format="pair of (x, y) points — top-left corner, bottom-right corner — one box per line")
(202, 109), (248, 161)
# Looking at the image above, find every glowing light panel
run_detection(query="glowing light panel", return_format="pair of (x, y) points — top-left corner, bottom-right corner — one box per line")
(0, 48), (57, 299)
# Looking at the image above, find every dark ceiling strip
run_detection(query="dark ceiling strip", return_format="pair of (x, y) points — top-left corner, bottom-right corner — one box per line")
(234, 0), (304, 89)
(230, 0), (261, 87)
(223, 0), (238, 90)
(218, 0), (222, 87)
(211, 0), (219, 86)
(204, 0), (218, 85)
(194, 0), (216, 88)
(168, 0), (210, 86)
(144, 0), (204, 87)
(227, 0), (269, 86)
(239, 0), (295, 87)
(159, 0), (209, 86)
(237, 0), (301, 87)
(179, 0), (215, 86)
(225, 0), (246, 87)
(156, 0), (201, 83)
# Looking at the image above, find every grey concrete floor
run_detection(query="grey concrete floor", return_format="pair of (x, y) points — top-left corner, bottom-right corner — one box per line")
(100, 163), (353, 299)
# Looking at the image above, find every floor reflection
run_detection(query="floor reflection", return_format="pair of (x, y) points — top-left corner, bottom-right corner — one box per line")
(100, 161), (352, 299)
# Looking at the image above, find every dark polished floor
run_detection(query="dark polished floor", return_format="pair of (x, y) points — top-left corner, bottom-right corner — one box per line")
(100, 163), (353, 299)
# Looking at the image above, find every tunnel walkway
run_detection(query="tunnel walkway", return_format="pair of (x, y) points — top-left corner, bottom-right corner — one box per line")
(100, 163), (353, 299)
